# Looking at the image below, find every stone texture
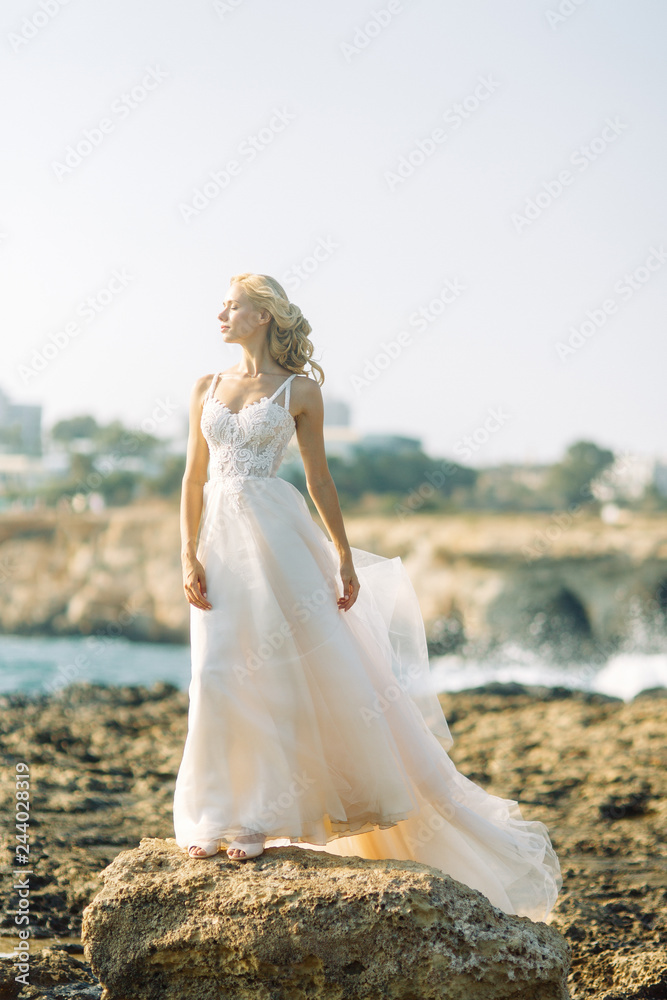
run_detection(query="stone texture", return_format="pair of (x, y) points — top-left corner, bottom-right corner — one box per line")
(1, 682), (665, 998)
(81, 838), (571, 1000)
(0, 945), (100, 999)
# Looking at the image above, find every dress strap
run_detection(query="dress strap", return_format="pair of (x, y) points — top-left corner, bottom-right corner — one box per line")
(267, 373), (297, 409)
(206, 372), (221, 401)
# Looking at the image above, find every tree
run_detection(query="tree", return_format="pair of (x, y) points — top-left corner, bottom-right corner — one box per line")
(145, 455), (186, 498)
(280, 446), (477, 513)
(544, 440), (615, 508)
(51, 415), (99, 441)
(97, 471), (139, 506)
(93, 420), (160, 458)
(0, 425), (23, 451)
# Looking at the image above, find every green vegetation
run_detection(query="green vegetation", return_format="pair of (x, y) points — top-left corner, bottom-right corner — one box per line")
(2, 415), (180, 509)
(2, 414), (664, 515)
(543, 441), (615, 508)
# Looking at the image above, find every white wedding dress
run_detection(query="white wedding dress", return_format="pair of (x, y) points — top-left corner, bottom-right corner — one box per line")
(172, 372), (563, 921)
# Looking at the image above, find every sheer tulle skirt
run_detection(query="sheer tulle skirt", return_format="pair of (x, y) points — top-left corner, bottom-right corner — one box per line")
(172, 476), (562, 921)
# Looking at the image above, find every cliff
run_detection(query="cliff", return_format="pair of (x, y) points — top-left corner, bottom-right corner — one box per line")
(1, 502), (666, 651)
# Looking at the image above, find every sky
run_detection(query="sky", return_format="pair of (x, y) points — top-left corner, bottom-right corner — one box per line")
(2, 0), (666, 466)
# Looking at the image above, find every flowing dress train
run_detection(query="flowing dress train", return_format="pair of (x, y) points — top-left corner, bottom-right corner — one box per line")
(173, 372), (563, 921)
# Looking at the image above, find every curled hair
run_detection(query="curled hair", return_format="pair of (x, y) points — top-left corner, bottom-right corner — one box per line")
(228, 272), (325, 386)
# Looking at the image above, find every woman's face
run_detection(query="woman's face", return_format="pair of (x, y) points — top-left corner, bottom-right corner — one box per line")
(218, 285), (268, 344)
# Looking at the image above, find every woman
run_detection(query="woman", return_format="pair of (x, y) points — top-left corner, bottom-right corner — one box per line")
(173, 272), (562, 921)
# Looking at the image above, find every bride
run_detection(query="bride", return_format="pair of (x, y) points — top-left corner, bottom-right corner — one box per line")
(172, 272), (562, 921)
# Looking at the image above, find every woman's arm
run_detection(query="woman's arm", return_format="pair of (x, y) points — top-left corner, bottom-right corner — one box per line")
(180, 375), (213, 611)
(293, 377), (360, 611)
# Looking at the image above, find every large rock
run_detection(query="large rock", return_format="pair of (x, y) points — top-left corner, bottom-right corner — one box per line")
(81, 838), (571, 1000)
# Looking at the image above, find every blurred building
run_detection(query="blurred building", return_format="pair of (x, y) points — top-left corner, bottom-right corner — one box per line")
(283, 393), (361, 468)
(319, 396), (359, 460)
(0, 386), (42, 455)
(280, 395), (425, 478)
(593, 453), (667, 501)
(323, 398), (351, 427)
(471, 462), (551, 504)
(355, 434), (422, 454)
(655, 461), (667, 497)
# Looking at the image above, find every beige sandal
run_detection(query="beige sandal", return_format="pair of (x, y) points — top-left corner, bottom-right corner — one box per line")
(226, 832), (265, 860)
(186, 839), (221, 858)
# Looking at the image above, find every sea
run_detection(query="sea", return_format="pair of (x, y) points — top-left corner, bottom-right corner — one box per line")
(1, 633), (666, 702)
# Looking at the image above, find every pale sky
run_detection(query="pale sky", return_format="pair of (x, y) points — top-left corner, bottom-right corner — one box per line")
(2, 0), (666, 465)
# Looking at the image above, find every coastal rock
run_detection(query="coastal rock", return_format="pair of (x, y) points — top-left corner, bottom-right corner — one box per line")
(1, 505), (667, 652)
(0, 945), (100, 999)
(1, 682), (665, 999)
(81, 838), (570, 1000)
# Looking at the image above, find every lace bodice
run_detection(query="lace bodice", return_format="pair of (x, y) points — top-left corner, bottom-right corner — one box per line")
(200, 372), (298, 510)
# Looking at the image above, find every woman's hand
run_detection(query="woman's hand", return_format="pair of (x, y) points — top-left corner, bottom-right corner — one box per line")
(182, 556), (212, 610)
(338, 558), (360, 612)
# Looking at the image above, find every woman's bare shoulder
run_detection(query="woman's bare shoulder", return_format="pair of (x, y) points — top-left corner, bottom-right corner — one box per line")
(189, 373), (216, 407)
(292, 373), (322, 396)
(291, 374), (323, 418)
(193, 372), (215, 392)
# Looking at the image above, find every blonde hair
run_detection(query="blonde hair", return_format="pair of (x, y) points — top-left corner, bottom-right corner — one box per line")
(229, 272), (325, 386)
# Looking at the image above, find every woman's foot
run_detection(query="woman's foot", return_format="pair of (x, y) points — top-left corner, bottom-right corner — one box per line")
(186, 839), (221, 858)
(226, 832), (265, 861)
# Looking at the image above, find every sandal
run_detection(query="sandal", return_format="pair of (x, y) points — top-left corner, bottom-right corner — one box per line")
(226, 832), (266, 861)
(186, 839), (221, 858)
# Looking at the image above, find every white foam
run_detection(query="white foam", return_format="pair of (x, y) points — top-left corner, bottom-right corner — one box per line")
(590, 653), (667, 701)
(429, 650), (667, 702)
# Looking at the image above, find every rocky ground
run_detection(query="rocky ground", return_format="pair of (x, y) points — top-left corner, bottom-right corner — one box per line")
(0, 680), (665, 1000)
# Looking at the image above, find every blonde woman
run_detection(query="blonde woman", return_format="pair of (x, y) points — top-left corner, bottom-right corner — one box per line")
(172, 273), (562, 921)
